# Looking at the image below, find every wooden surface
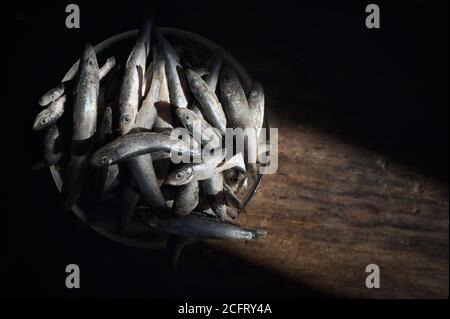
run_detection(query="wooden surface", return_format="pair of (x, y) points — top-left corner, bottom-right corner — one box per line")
(207, 113), (449, 298)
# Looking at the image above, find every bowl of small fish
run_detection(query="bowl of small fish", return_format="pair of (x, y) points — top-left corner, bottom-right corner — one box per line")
(32, 19), (269, 253)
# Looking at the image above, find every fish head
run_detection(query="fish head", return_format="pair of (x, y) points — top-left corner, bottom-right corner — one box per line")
(175, 108), (200, 130)
(119, 112), (135, 135)
(82, 43), (99, 73)
(32, 108), (54, 131)
(90, 147), (120, 168)
(165, 165), (195, 186)
(38, 83), (64, 107)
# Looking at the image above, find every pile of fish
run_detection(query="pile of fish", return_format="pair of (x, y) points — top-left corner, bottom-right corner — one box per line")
(33, 19), (267, 243)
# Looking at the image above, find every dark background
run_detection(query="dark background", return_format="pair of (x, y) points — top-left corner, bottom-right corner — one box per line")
(1, 0), (448, 298)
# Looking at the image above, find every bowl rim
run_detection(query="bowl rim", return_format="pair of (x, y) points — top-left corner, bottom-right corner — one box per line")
(51, 27), (267, 249)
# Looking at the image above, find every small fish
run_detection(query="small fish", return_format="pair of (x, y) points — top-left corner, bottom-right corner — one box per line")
(94, 107), (116, 199)
(90, 132), (198, 167)
(99, 56), (116, 79)
(143, 62), (154, 98)
(38, 83), (65, 107)
(32, 95), (66, 131)
(202, 172), (229, 221)
(175, 108), (221, 147)
(135, 45), (164, 130)
(153, 55), (173, 131)
(156, 31), (189, 109)
(248, 81), (265, 139)
(127, 155), (169, 214)
(172, 180), (199, 216)
(146, 212), (267, 240)
(34, 58), (116, 131)
(220, 65), (251, 129)
(165, 149), (226, 186)
(185, 68), (227, 134)
(62, 43), (100, 208)
(190, 50), (223, 121)
(96, 106), (113, 145)
(43, 124), (62, 166)
(118, 19), (152, 135)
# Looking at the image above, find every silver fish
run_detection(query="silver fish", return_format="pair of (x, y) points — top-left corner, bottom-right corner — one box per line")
(220, 65), (251, 129)
(118, 20), (152, 134)
(127, 155), (169, 214)
(96, 106), (113, 145)
(146, 212), (267, 240)
(38, 83), (65, 107)
(175, 108), (221, 147)
(156, 31), (189, 109)
(202, 172), (229, 221)
(99, 56), (116, 79)
(190, 51), (222, 120)
(185, 68), (227, 134)
(172, 180), (199, 216)
(33, 58), (116, 131)
(62, 44), (100, 208)
(32, 95), (66, 131)
(43, 124), (62, 166)
(153, 56), (173, 131)
(135, 45), (165, 130)
(94, 107), (118, 198)
(165, 149), (226, 186)
(90, 132), (197, 167)
(248, 81), (265, 139)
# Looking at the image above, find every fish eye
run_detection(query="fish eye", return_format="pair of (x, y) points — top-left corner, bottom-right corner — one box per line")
(40, 118), (48, 125)
(184, 114), (190, 121)
(101, 156), (109, 164)
(175, 172), (184, 180)
(88, 59), (94, 66)
(122, 116), (130, 123)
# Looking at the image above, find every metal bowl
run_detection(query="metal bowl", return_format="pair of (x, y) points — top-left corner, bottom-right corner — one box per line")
(50, 28), (268, 249)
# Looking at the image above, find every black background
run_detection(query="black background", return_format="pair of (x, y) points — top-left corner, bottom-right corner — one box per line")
(1, 0), (448, 298)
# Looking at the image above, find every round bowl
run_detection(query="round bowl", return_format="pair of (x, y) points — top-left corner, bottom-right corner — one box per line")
(50, 28), (267, 249)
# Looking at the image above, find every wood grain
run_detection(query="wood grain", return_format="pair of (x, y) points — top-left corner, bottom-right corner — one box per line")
(205, 105), (449, 298)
